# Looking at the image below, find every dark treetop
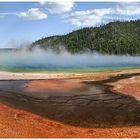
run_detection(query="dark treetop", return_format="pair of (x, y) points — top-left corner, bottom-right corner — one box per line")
(33, 20), (140, 55)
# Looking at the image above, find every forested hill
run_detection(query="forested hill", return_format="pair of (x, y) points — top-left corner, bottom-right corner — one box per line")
(33, 20), (140, 55)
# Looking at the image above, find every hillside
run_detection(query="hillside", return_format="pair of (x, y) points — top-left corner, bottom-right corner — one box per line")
(33, 20), (140, 55)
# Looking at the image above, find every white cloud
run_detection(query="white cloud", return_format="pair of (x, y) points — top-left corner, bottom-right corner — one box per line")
(40, 2), (75, 14)
(116, 2), (140, 15)
(1, 2), (140, 25)
(63, 2), (140, 27)
(63, 8), (114, 27)
(18, 8), (47, 20)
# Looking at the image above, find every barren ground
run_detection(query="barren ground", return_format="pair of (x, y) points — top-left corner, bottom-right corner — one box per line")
(0, 69), (140, 138)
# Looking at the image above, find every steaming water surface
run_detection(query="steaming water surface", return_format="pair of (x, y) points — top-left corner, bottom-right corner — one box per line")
(0, 48), (140, 72)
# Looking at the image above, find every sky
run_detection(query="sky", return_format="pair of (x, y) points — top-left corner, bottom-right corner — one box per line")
(0, 2), (140, 48)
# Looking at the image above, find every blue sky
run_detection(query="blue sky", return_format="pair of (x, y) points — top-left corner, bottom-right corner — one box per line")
(0, 2), (140, 48)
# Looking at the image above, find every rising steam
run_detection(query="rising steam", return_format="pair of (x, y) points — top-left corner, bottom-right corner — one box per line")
(0, 46), (140, 69)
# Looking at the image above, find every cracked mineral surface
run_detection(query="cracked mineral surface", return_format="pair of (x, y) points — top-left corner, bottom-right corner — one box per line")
(0, 70), (140, 137)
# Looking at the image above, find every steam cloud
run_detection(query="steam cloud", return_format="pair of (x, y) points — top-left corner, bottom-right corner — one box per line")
(0, 46), (140, 69)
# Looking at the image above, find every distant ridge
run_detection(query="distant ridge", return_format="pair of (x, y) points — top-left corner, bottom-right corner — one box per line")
(33, 20), (140, 55)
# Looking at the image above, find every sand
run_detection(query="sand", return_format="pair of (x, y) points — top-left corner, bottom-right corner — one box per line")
(0, 69), (140, 138)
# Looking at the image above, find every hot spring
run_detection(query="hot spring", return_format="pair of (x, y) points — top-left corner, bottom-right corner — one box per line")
(0, 47), (140, 72)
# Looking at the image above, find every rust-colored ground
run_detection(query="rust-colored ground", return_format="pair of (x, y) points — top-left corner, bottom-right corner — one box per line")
(26, 80), (85, 93)
(114, 76), (140, 100)
(0, 70), (140, 138)
(1, 103), (140, 138)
